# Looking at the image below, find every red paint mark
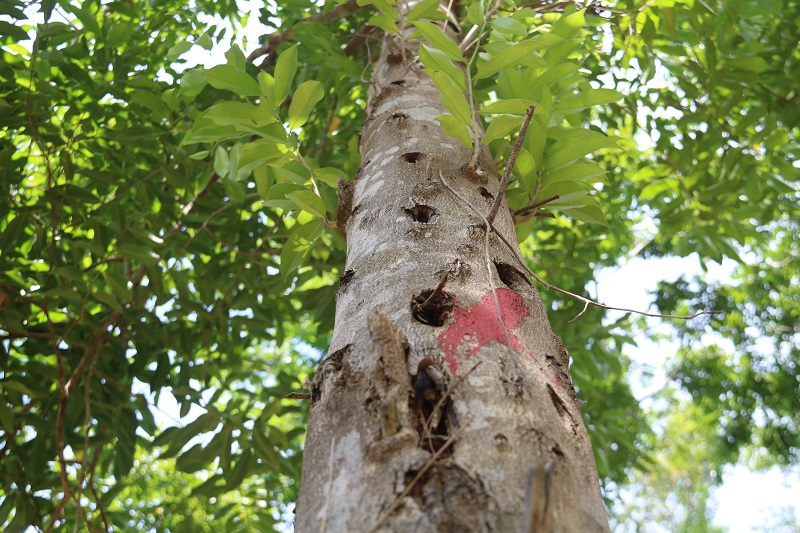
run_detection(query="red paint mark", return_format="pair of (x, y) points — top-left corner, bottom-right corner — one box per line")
(437, 288), (565, 389)
(438, 288), (529, 376)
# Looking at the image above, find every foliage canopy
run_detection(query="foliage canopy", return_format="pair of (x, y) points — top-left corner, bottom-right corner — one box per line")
(1, 0), (798, 530)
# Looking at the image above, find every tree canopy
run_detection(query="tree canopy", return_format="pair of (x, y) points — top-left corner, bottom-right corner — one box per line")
(1, 0), (798, 530)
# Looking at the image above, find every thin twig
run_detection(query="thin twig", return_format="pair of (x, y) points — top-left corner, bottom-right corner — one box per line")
(437, 174), (718, 324)
(425, 361), (482, 432)
(418, 270), (450, 311)
(513, 194), (559, 219)
(438, 172), (522, 376)
(486, 104), (536, 225)
(370, 421), (470, 532)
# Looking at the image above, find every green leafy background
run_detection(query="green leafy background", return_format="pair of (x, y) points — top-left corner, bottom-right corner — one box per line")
(1, 0), (798, 530)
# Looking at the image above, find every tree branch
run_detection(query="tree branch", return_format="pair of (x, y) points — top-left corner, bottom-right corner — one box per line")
(247, 0), (364, 68)
(486, 104), (536, 224)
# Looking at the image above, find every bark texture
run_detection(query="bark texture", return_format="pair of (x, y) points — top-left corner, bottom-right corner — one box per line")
(296, 14), (610, 532)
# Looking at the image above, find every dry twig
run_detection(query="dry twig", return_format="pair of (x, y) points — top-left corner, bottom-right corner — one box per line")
(370, 421), (471, 532)
(487, 104), (536, 224)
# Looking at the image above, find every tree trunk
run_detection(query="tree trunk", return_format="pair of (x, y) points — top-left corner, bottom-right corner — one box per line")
(296, 13), (609, 532)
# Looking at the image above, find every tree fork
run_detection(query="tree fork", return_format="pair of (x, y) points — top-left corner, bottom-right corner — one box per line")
(295, 3), (609, 530)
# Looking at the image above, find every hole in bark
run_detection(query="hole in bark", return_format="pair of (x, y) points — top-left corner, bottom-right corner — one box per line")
(391, 80), (406, 86)
(479, 186), (493, 200)
(405, 204), (436, 223)
(494, 433), (510, 452)
(494, 261), (532, 292)
(402, 152), (423, 164)
(391, 111), (408, 120)
(411, 289), (454, 327)
(339, 269), (354, 290)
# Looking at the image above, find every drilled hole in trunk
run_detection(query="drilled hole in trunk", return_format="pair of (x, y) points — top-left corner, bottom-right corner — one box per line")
(402, 152), (423, 163)
(339, 269), (354, 289)
(411, 289), (454, 327)
(405, 204), (436, 223)
(479, 187), (493, 200)
(494, 261), (531, 293)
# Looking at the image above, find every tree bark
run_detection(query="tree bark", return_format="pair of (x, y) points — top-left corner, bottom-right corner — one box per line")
(296, 12), (609, 532)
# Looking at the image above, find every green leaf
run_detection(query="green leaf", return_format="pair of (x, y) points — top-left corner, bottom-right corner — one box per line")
(538, 180), (592, 208)
(512, 148), (537, 194)
(273, 45), (298, 106)
(550, 8), (585, 39)
(176, 442), (217, 473)
(156, 412), (220, 459)
(254, 165), (273, 199)
(419, 44), (466, 90)
(639, 178), (680, 201)
(286, 190), (327, 218)
(482, 114), (523, 144)
(407, 0), (444, 21)
(258, 71), (275, 98)
(0, 20), (29, 41)
(555, 88), (624, 111)
(435, 115), (473, 149)
(466, 2), (485, 25)
(367, 14), (399, 33)
(288, 80), (324, 130)
(167, 41), (192, 61)
(197, 32), (213, 50)
(252, 430), (282, 470)
(411, 22), (464, 62)
(530, 63), (581, 87)
(490, 17), (528, 36)
(203, 102), (277, 127)
(117, 244), (159, 266)
(0, 401), (13, 430)
(540, 162), (607, 188)
(561, 203), (609, 226)
(429, 70), (471, 126)
(725, 56), (769, 73)
(265, 183), (307, 210)
(474, 39), (550, 80)
(357, 0), (398, 20)
(280, 219), (324, 280)
(313, 167), (342, 187)
(203, 65), (261, 97)
(93, 290), (123, 312)
(478, 99), (538, 115)
(225, 449), (253, 489)
(179, 69), (208, 98)
(544, 134), (619, 169)
(225, 44), (247, 70)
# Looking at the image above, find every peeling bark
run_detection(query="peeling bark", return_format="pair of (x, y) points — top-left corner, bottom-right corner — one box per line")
(296, 10), (609, 532)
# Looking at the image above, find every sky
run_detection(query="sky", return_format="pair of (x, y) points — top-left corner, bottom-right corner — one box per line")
(597, 256), (800, 531)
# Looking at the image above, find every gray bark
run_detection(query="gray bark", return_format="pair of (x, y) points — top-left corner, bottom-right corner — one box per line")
(296, 12), (609, 532)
